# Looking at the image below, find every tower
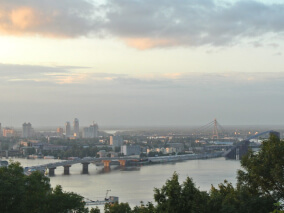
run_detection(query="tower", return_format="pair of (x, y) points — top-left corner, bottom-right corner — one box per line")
(65, 122), (71, 137)
(73, 118), (79, 138)
(212, 118), (219, 140)
(22, 122), (32, 138)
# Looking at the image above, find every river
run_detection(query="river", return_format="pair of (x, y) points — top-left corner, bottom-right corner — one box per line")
(13, 157), (240, 209)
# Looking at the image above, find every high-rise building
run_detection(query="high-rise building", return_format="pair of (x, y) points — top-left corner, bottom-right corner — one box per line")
(65, 122), (71, 137)
(73, 118), (79, 138)
(22, 122), (33, 138)
(57, 127), (63, 137)
(121, 145), (141, 156)
(110, 135), (123, 147)
(3, 128), (15, 137)
(0, 123), (2, 137)
(82, 122), (98, 138)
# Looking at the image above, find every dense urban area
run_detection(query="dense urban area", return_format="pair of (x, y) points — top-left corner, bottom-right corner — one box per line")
(0, 118), (282, 161)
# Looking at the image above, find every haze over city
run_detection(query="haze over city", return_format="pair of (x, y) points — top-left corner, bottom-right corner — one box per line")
(1, 0), (284, 127)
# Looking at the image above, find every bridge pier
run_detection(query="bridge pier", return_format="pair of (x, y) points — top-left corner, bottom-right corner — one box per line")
(63, 165), (71, 175)
(118, 160), (126, 166)
(49, 167), (56, 176)
(82, 162), (90, 174)
(102, 160), (111, 168)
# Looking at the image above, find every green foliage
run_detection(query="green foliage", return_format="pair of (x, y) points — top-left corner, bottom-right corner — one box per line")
(90, 206), (101, 213)
(47, 185), (87, 213)
(154, 172), (209, 213)
(132, 202), (155, 213)
(0, 162), (88, 213)
(104, 202), (132, 213)
(237, 135), (284, 201)
(209, 180), (275, 213)
(271, 203), (284, 213)
(0, 162), (26, 213)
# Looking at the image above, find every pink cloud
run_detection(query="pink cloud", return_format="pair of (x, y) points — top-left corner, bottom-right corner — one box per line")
(124, 38), (177, 50)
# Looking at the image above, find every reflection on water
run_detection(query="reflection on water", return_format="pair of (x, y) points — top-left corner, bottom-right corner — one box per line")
(12, 157), (240, 207)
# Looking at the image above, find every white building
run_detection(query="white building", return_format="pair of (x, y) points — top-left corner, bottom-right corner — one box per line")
(97, 150), (107, 158)
(110, 135), (123, 147)
(65, 122), (71, 137)
(82, 123), (98, 138)
(121, 145), (141, 156)
(22, 122), (33, 138)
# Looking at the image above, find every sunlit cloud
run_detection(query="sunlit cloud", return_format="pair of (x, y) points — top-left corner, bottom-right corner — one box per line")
(163, 73), (182, 80)
(1, 63), (284, 87)
(124, 38), (177, 50)
(0, 0), (100, 37)
(55, 73), (88, 84)
(0, 64), (89, 84)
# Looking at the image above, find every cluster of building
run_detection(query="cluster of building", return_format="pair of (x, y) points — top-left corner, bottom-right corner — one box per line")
(63, 118), (99, 139)
(146, 143), (185, 155)
(0, 122), (34, 138)
(0, 118), (99, 139)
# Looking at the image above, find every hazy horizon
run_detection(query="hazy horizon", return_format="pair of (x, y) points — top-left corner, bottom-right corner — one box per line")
(1, 0), (284, 127)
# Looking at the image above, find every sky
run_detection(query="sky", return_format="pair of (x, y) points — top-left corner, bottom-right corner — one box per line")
(0, 0), (284, 127)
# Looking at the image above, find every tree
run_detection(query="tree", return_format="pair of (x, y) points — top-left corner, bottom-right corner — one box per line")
(237, 134), (284, 201)
(47, 185), (88, 213)
(0, 162), (26, 213)
(209, 180), (275, 213)
(153, 172), (209, 213)
(104, 202), (132, 213)
(132, 202), (155, 213)
(0, 162), (89, 213)
(90, 207), (101, 213)
(24, 171), (51, 213)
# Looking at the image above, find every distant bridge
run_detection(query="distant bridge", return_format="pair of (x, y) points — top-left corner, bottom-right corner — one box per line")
(29, 156), (142, 176)
(223, 130), (280, 160)
(29, 153), (223, 176)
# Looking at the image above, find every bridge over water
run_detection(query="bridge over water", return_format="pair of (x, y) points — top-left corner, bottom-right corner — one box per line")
(29, 153), (223, 176)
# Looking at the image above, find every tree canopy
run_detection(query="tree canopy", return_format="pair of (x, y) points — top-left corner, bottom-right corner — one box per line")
(0, 162), (88, 213)
(237, 134), (284, 201)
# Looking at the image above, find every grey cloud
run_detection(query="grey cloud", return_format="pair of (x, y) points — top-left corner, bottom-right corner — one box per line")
(273, 52), (282, 56)
(0, 64), (69, 76)
(1, 0), (284, 48)
(2, 64), (284, 88)
(104, 0), (284, 47)
(0, 64), (90, 84)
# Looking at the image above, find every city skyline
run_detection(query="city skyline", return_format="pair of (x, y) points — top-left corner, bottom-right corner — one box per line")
(1, 0), (284, 126)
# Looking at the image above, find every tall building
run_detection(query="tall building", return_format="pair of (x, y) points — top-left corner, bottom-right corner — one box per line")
(65, 122), (71, 137)
(73, 118), (80, 138)
(82, 122), (98, 138)
(110, 135), (123, 147)
(0, 123), (2, 137)
(121, 145), (141, 156)
(57, 127), (63, 137)
(3, 128), (15, 137)
(22, 122), (33, 138)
